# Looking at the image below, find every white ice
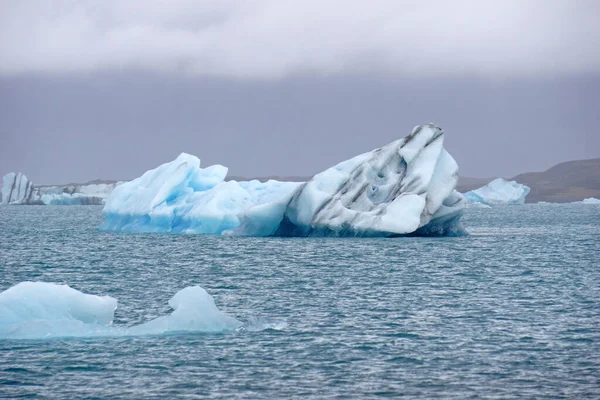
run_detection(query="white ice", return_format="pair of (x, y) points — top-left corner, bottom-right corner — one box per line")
(573, 197), (600, 205)
(270, 124), (465, 236)
(1, 173), (34, 205)
(102, 124), (466, 237)
(466, 202), (492, 209)
(0, 282), (242, 339)
(0, 282), (117, 339)
(128, 286), (242, 335)
(463, 178), (530, 206)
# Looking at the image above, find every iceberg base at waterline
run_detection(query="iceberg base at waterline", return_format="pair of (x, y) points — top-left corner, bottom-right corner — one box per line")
(101, 124), (467, 237)
(0, 282), (243, 339)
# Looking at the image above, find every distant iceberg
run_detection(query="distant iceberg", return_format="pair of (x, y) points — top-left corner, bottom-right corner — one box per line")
(1, 173), (121, 205)
(102, 123), (466, 237)
(1, 173), (36, 205)
(575, 197), (600, 205)
(0, 282), (242, 339)
(464, 178), (530, 206)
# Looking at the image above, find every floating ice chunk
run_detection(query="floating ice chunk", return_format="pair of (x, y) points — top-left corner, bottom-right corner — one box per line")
(129, 286), (242, 335)
(0, 282), (241, 339)
(464, 178), (530, 206)
(273, 124), (466, 236)
(581, 197), (600, 205)
(102, 124), (466, 237)
(0, 282), (117, 339)
(570, 197), (600, 204)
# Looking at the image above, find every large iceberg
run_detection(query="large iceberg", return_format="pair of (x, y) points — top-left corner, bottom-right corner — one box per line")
(102, 123), (466, 237)
(0, 282), (242, 339)
(464, 178), (530, 206)
(1, 173), (121, 205)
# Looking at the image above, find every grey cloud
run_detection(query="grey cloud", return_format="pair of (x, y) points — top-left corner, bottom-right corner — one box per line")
(0, 72), (598, 184)
(1, 0), (599, 79)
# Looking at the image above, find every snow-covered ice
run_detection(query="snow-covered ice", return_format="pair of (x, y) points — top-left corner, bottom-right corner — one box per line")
(0, 282), (242, 339)
(464, 178), (530, 206)
(101, 123), (466, 237)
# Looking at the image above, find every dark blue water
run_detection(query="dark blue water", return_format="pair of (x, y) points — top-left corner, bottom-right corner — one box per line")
(1, 204), (599, 399)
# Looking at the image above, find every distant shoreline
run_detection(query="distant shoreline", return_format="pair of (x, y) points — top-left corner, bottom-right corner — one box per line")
(6, 157), (599, 204)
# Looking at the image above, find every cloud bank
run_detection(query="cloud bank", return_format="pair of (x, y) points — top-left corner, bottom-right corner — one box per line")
(1, 0), (599, 79)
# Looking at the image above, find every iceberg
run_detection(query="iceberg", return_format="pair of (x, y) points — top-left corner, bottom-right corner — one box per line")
(0, 282), (242, 339)
(569, 197), (600, 205)
(464, 178), (530, 206)
(1, 173), (121, 205)
(581, 197), (600, 205)
(102, 124), (466, 237)
(0, 282), (117, 339)
(128, 286), (242, 336)
(1, 172), (36, 205)
(101, 153), (302, 234)
(37, 182), (119, 205)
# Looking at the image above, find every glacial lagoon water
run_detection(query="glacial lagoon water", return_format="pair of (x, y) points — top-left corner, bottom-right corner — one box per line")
(0, 204), (599, 399)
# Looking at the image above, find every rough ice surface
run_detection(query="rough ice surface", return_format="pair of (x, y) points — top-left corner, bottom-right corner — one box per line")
(101, 153), (301, 234)
(0, 282), (242, 339)
(102, 124), (466, 237)
(464, 178), (530, 206)
(1, 173), (120, 205)
(269, 124), (465, 237)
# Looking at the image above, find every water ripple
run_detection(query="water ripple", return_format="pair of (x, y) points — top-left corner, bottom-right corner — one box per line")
(0, 204), (599, 398)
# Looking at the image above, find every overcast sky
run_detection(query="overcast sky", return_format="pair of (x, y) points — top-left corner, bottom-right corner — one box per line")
(1, 0), (599, 184)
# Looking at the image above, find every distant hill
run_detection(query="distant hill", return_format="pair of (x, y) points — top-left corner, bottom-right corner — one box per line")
(459, 158), (600, 203)
(512, 158), (600, 203)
